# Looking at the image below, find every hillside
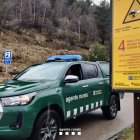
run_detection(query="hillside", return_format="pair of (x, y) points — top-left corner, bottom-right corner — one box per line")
(0, 0), (110, 82)
(0, 28), (88, 82)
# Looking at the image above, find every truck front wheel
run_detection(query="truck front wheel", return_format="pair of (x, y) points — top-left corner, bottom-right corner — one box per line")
(102, 95), (118, 120)
(31, 110), (61, 140)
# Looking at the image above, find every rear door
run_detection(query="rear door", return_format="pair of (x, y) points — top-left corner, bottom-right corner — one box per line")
(98, 62), (110, 105)
(82, 63), (105, 110)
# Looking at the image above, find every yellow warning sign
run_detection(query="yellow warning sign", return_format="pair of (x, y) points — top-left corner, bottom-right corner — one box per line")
(112, 0), (140, 91)
(123, 0), (140, 24)
(113, 0), (140, 37)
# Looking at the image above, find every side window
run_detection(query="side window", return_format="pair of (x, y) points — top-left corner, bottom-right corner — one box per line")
(65, 64), (83, 80)
(99, 62), (109, 77)
(83, 64), (98, 79)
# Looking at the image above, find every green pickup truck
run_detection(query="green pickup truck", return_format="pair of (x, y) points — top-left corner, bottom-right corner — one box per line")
(0, 55), (121, 140)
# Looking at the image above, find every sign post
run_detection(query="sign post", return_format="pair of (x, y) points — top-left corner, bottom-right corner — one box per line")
(134, 93), (140, 140)
(3, 50), (12, 75)
(112, 1), (140, 140)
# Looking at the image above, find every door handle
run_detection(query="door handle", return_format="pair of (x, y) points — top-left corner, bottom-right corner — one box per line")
(99, 82), (104, 85)
(83, 85), (89, 88)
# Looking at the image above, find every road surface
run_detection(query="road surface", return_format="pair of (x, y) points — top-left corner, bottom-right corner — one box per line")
(60, 94), (134, 140)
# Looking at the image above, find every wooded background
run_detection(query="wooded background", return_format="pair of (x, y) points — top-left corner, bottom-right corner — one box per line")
(0, 0), (110, 45)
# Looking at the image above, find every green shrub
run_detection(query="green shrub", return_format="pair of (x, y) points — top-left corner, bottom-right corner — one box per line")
(87, 41), (109, 61)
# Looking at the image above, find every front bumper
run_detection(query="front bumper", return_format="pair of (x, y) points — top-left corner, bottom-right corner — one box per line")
(0, 104), (36, 138)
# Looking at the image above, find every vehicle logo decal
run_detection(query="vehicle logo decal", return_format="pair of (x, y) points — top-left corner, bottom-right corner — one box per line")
(66, 93), (89, 104)
(93, 90), (102, 96)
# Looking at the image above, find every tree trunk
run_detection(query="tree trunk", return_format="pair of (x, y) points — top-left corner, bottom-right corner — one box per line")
(78, 17), (81, 42)
(20, 0), (23, 20)
(33, 0), (36, 25)
(41, 7), (47, 31)
(28, 0), (32, 17)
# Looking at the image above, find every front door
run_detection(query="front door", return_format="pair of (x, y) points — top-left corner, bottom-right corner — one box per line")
(62, 64), (89, 119)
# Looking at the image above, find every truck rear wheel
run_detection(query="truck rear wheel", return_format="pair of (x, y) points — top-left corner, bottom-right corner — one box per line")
(102, 95), (118, 120)
(31, 110), (61, 140)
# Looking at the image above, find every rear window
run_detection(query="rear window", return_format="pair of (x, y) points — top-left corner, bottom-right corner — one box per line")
(83, 64), (98, 79)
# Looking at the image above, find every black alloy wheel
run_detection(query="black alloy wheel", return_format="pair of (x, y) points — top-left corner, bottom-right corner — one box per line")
(31, 110), (61, 140)
(102, 95), (118, 120)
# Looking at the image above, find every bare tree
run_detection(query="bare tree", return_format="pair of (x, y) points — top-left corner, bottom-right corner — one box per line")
(41, 0), (50, 27)
(19, 0), (23, 20)
(0, 0), (103, 44)
(33, 0), (36, 25)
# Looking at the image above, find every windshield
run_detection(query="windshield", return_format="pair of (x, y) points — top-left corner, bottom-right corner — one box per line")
(14, 63), (66, 81)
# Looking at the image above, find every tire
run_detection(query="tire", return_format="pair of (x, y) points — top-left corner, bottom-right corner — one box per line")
(30, 110), (61, 140)
(102, 95), (118, 120)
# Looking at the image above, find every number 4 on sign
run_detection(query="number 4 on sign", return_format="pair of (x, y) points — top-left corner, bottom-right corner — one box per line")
(118, 40), (125, 51)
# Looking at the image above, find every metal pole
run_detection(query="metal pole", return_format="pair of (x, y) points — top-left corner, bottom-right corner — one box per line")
(5, 64), (7, 76)
(134, 93), (140, 140)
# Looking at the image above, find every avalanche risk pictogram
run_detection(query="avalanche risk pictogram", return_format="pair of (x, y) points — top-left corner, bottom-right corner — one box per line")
(123, 0), (140, 24)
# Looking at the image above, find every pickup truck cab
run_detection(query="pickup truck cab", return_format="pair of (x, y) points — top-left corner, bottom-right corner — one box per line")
(0, 55), (121, 140)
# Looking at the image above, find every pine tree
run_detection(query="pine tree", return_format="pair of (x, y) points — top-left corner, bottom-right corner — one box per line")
(94, 0), (110, 44)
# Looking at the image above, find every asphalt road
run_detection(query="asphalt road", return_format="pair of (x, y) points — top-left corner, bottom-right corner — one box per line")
(60, 94), (134, 140)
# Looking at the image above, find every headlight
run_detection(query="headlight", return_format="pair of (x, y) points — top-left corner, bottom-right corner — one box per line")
(1, 92), (36, 106)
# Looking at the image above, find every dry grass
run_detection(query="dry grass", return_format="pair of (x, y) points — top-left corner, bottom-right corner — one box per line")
(118, 126), (134, 140)
(0, 28), (88, 82)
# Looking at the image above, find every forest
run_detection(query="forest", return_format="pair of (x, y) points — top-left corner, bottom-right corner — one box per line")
(0, 0), (110, 45)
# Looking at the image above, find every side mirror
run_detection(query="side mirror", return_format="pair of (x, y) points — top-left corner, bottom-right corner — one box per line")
(64, 75), (79, 83)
